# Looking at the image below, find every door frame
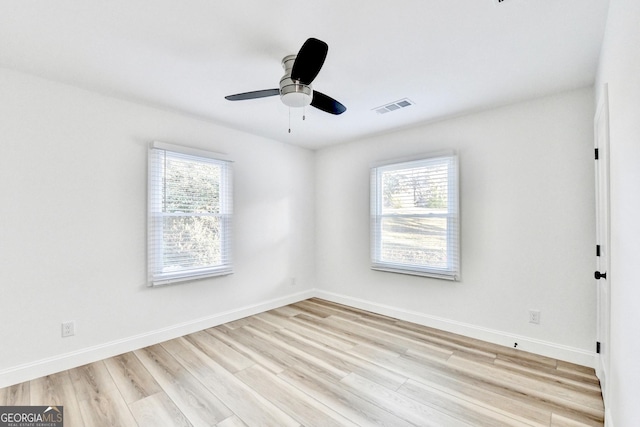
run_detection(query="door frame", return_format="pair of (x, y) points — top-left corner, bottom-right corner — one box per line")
(594, 83), (611, 402)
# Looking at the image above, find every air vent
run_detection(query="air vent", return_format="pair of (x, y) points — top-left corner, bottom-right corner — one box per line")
(373, 98), (414, 114)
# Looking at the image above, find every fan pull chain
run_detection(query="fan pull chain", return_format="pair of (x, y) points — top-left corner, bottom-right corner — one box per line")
(288, 107), (291, 133)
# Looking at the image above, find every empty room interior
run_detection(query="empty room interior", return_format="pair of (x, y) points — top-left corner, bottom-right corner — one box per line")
(1, 1), (638, 426)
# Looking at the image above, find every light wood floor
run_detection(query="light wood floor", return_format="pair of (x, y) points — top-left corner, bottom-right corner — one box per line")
(0, 298), (604, 426)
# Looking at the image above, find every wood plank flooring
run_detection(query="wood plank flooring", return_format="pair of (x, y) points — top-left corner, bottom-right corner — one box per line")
(0, 298), (604, 426)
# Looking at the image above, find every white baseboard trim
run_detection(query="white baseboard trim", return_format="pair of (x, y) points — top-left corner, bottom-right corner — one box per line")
(605, 408), (614, 427)
(315, 290), (596, 368)
(1, 288), (597, 388)
(595, 354), (609, 413)
(0, 290), (314, 388)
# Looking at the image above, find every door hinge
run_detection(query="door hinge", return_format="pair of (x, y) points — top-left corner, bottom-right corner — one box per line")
(596, 245), (601, 257)
(596, 341), (601, 354)
(595, 148), (599, 160)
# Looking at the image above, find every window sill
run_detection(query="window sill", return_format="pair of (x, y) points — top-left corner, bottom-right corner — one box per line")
(149, 268), (233, 287)
(371, 265), (458, 281)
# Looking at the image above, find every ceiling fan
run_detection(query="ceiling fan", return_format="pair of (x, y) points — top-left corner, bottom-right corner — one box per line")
(225, 38), (346, 115)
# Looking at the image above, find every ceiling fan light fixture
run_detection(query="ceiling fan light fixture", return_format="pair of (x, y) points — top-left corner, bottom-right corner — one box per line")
(279, 77), (313, 108)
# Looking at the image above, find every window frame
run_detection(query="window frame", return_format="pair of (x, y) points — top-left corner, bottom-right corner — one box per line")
(147, 141), (233, 287)
(370, 151), (460, 280)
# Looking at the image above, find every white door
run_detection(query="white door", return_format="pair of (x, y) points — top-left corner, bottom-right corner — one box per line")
(594, 84), (610, 399)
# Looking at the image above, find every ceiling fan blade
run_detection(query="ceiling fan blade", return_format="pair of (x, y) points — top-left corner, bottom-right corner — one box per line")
(225, 89), (280, 101)
(311, 91), (346, 115)
(291, 38), (328, 85)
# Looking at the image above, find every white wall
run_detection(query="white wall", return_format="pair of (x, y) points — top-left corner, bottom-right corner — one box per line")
(595, 0), (640, 425)
(315, 88), (596, 364)
(0, 68), (316, 386)
(0, 64), (600, 387)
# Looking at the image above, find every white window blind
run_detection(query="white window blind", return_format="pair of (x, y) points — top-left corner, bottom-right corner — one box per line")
(370, 153), (459, 280)
(148, 142), (232, 286)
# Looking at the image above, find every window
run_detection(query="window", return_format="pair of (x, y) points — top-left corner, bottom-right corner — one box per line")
(148, 142), (232, 286)
(370, 152), (459, 280)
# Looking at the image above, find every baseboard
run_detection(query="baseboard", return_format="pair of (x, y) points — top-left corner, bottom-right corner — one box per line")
(0, 287), (597, 388)
(605, 408), (614, 427)
(0, 289), (314, 388)
(315, 290), (597, 368)
(595, 354), (609, 408)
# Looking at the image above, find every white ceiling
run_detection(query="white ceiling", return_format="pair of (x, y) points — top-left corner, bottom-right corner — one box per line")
(0, 0), (609, 150)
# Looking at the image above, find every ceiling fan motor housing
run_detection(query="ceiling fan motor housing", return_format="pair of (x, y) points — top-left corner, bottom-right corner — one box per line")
(280, 54), (313, 107)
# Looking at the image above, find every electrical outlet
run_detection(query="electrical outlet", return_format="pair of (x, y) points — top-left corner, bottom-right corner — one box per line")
(61, 321), (75, 337)
(529, 310), (541, 324)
